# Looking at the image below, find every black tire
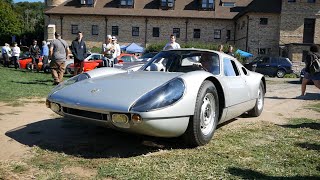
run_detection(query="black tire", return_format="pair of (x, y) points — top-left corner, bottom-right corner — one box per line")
(276, 69), (285, 78)
(248, 81), (265, 117)
(43, 65), (51, 73)
(183, 80), (219, 147)
(26, 63), (32, 70)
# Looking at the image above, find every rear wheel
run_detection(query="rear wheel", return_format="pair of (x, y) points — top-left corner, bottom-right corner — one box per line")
(26, 63), (33, 70)
(65, 64), (72, 74)
(183, 80), (219, 147)
(276, 69), (285, 78)
(248, 81), (265, 117)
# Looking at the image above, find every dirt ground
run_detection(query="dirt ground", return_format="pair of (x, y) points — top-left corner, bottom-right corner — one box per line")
(0, 78), (319, 161)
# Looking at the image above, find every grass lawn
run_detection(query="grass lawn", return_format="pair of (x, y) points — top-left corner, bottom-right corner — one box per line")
(0, 66), (71, 102)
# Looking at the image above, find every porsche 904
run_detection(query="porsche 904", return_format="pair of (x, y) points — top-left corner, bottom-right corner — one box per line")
(46, 49), (266, 146)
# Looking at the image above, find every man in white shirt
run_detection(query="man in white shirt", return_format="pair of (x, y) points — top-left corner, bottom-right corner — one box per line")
(12, 42), (20, 69)
(102, 35), (115, 66)
(112, 36), (121, 64)
(163, 34), (181, 50)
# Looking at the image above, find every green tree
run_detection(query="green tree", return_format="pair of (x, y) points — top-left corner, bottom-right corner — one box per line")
(0, 0), (22, 42)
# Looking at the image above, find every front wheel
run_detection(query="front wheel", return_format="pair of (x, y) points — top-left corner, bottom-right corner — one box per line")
(248, 81), (265, 117)
(183, 80), (219, 147)
(276, 69), (285, 78)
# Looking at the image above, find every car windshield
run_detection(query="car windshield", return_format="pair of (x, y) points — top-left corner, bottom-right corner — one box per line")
(141, 50), (220, 74)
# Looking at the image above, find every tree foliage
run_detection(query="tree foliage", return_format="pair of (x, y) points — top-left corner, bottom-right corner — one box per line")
(0, 0), (22, 42)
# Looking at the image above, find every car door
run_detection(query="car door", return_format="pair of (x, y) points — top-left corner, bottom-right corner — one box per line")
(220, 57), (250, 117)
(255, 56), (270, 75)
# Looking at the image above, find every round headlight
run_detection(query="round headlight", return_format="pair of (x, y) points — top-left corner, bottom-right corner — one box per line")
(130, 78), (185, 112)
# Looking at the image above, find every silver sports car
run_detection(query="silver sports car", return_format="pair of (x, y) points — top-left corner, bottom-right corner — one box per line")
(46, 49), (266, 146)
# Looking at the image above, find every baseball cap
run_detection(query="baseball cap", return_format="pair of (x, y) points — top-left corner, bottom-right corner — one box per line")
(112, 36), (117, 40)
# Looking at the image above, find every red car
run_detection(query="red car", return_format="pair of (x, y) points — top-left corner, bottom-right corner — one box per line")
(65, 53), (103, 74)
(19, 52), (43, 70)
(116, 53), (138, 64)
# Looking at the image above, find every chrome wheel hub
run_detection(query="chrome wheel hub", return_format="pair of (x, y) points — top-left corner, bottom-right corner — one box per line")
(200, 93), (216, 135)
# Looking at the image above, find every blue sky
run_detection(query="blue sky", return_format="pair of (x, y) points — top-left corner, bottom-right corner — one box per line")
(14, 0), (44, 3)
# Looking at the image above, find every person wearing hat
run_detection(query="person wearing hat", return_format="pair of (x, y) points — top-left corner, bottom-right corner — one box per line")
(71, 31), (87, 75)
(102, 35), (115, 67)
(49, 32), (70, 85)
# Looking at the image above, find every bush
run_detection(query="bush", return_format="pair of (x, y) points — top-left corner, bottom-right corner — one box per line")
(89, 46), (102, 53)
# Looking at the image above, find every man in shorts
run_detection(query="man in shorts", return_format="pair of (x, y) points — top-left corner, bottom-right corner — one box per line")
(71, 31), (87, 75)
(50, 32), (70, 85)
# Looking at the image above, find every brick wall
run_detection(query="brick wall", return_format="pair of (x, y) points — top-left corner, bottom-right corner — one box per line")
(46, 15), (235, 49)
(280, 0), (320, 44)
(235, 13), (280, 57)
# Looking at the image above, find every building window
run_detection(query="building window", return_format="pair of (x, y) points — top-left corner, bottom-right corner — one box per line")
(80, 0), (94, 6)
(307, 0), (316, 3)
(194, 29), (201, 39)
(92, 25), (98, 35)
(260, 18), (268, 25)
(71, 25), (78, 34)
(112, 26), (119, 36)
(120, 0), (134, 7)
(222, 2), (235, 7)
(160, 0), (174, 9)
(226, 30), (231, 40)
(201, 0), (215, 10)
(287, 0), (296, 2)
(153, 27), (159, 37)
(258, 48), (266, 55)
(173, 28), (180, 38)
(132, 27), (139, 36)
(214, 29), (221, 39)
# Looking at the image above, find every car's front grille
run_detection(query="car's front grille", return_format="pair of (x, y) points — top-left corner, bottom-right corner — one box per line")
(62, 107), (108, 121)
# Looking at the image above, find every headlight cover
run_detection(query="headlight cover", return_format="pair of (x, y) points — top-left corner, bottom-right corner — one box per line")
(49, 73), (91, 94)
(130, 78), (185, 112)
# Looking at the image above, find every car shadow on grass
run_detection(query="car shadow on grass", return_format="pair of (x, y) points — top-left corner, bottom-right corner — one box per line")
(279, 122), (320, 130)
(5, 118), (185, 159)
(296, 142), (320, 151)
(227, 167), (320, 179)
(11, 80), (53, 86)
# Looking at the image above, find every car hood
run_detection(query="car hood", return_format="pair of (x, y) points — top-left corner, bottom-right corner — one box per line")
(49, 71), (183, 112)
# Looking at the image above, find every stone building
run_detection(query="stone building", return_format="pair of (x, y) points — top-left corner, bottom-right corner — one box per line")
(44, 0), (320, 65)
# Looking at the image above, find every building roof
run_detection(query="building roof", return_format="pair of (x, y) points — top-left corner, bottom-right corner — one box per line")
(45, 0), (253, 19)
(233, 0), (282, 19)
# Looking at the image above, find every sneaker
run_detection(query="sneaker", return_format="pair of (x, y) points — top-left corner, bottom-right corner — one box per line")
(53, 82), (60, 85)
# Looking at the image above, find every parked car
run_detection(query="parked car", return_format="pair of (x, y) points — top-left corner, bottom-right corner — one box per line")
(65, 53), (103, 74)
(137, 52), (158, 61)
(116, 53), (138, 63)
(19, 51), (43, 70)
(46, 49), (266, 147)
(245, 56), (293, 78)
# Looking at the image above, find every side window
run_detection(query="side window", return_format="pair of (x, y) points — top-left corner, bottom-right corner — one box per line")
(224, 58), (239, 76)
(241, 67), (248, 76)
(271, 57), (278, 64)
(261, 57), (269, 64)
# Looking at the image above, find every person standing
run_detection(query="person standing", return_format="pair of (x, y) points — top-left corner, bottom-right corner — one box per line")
(29, 40), (40, 72)
(71, 31), (87, 75)
(2, 43), (11, 67)
(50, 32), (70, 85)
(163, 34), (180, 50)
(41, 41), (49, 69)
(218, 44), (224, 52)
(226, 45), (235, 57)
(301, 44), (320, 96)
(112, 36), (121, 64)
(11, 42), (20, 69)
(102, 35), (115, 67)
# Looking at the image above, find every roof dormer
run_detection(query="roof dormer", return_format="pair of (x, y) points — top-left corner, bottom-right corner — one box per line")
(79, 0), (95, 7)
(119, 0), (134, 8)
(199, 0), (215, 11)
(160, 0), (175, 10)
